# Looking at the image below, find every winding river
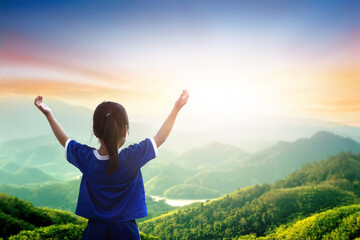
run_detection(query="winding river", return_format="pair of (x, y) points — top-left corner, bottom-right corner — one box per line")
(150, 195), (215, 207)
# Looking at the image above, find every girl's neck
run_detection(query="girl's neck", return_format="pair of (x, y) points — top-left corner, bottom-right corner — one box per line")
(98, 144), (109, 156)
(97, 137), (125, 156)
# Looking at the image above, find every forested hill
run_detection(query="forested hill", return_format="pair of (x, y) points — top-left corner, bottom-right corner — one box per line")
(139, 152), (360, 239)
(0, 193), (159, 240)
(274, 151), (360, 191)
(255, 204), (360, 240)
(0, 179), (175, 223)
(0, 192), (86, 239)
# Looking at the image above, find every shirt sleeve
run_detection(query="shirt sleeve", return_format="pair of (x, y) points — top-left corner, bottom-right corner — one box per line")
(124, 137), (158, 168)
(65, 139), (91, 172)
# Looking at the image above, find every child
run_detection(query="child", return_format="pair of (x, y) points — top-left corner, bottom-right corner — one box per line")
(34, 90), (189, 240)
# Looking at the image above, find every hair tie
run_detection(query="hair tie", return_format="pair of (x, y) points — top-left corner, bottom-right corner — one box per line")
(106, 113), (111, 117)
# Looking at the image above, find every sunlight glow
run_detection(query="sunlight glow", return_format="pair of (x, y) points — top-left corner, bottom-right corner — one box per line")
(190, 82), (274, 119)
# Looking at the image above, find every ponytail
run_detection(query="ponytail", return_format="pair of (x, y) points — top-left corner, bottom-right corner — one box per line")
(93, 101), (129, 175)
(103, 114), (119, 175)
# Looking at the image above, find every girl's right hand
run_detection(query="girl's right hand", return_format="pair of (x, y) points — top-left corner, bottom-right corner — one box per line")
(34, 96), (52, 116)
(174, 89), (189, 111)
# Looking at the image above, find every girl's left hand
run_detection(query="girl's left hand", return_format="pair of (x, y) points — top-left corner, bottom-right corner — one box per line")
(34, 96), (52, 115)
(174, 89), (189, 111)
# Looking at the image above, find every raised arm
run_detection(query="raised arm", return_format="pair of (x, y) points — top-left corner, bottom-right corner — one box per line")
(34, 96), (69, 147)
(153, 90), (189, 148)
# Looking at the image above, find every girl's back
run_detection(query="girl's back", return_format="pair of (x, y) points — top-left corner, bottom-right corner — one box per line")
(66, 138), (157, 221)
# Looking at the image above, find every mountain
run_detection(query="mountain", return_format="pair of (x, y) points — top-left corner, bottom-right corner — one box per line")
(1, 135), (60, 154)
(0, 193), (159, 240)
(0, 167), (54, 185)
(183, 169), (242, 194)
(245, 131), (360, 169)
(2, 126), (360, 199)
(183, 131), (360, 195)
(142, 131), (360, 199)
(139, 152), (360, 239)
(244, 131), (360, 182)
(0, 134), (179, 182)
(0, 138), (80, 181)
(175, 142), (248, 170)
(163, 184), (221, 199)
(142, 142), (248, 198)
(1, 134), (249, 197)
(0, 180), (80, 212)
(274, 151), (360, 191)
(143, 161), (194, 184)
(144, 175), (178, 196)
(0, 162), (21, 172)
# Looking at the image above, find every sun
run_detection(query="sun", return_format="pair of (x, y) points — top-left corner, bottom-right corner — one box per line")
(190, 82), (274, 120)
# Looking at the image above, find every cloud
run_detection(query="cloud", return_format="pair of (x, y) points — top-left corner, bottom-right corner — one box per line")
(0, 79), (155, 107)
(2, 30), (159, 89)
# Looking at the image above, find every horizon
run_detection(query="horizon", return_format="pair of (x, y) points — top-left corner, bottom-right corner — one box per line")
(2, 94), (360, 154)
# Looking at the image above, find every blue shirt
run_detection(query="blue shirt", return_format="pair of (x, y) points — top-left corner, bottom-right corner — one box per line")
(65, 137), (158, 222)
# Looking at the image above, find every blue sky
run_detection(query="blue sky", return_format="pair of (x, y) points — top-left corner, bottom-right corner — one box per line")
(2, 0), (360, 127)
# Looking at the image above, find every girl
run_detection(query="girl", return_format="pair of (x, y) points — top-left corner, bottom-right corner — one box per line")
(34, 90), (189, 240)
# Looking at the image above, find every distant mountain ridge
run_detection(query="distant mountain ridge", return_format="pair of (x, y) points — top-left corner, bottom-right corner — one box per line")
(144, 131), (360, 198)
(241, 131), (360, 178)
(176, 141), (248, 170)
(1, 129), (360, 199)
(0, 139), (80, 181)
(0, 167), (54, 185)
(142, 141), (249, 198)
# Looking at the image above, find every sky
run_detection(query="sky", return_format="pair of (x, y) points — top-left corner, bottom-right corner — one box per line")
(1, 0), (360, 130)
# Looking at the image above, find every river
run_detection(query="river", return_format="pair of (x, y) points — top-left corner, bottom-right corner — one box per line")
(150, 195), (215, 207)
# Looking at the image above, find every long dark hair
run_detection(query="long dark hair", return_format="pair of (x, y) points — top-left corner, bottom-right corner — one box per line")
(93, 101), (129, 175)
